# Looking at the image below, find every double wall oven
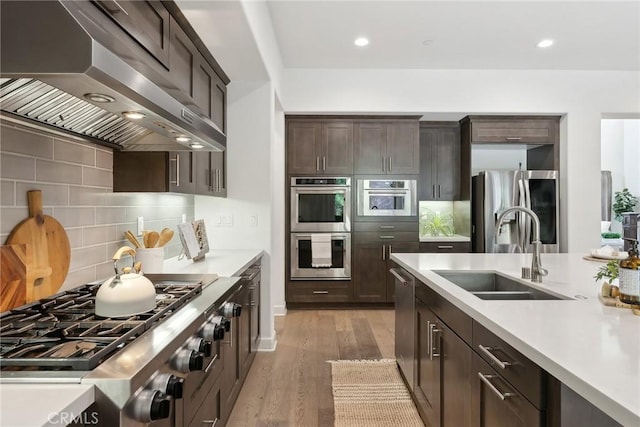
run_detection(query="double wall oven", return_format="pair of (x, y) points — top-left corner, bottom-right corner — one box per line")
(290, 177), (351, 280)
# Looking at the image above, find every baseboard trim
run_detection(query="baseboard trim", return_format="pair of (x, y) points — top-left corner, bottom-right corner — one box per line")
(257, 334), (277, 351)
(273, 304), (287, 316)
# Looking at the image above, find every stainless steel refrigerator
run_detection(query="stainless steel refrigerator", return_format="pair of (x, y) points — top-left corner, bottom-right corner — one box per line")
(472, 170), (559, 253)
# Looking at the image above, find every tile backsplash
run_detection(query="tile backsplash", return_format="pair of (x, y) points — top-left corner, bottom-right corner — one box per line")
(0, 120), (195, 291)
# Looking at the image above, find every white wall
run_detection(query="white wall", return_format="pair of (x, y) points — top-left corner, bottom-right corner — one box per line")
(281, 69), (640, 253)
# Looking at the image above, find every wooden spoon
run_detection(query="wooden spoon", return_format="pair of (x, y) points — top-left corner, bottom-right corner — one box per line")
(145, 231), (160, 248)
(157, 228), (174, 247)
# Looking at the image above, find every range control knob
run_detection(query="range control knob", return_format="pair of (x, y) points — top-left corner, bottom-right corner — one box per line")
(171, 349), (204, 373)
(186, 336), (212, 357)
(130, 390), (171, 422)
(151, 373), (185, 399)
(199, 320), (225, 342)
(221, 302), (242, 318)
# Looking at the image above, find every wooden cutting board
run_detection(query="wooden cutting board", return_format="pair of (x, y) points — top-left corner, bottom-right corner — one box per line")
(5, 190), (70, 302)
(0, 244), (29, 311)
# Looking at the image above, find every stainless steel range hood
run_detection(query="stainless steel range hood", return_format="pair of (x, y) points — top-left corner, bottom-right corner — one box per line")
(0, 1), (226, 152)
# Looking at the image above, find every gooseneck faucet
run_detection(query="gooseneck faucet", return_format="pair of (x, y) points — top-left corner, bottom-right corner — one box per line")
(495, 206), (548, 282)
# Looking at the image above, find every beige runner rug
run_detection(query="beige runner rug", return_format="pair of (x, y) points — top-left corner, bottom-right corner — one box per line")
(329, 359), (424, 427)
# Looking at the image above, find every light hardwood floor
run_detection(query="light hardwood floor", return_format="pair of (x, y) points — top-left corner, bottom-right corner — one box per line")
(227, 309), (395, 427)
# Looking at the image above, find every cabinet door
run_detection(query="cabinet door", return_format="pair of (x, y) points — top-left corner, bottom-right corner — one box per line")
(354, 121), (387, 173)
(434, 126), (460, 200)
(239, 287), (252, 381)
(188, 378), (222, 427)
(471, 354), (542, 427)
(221, 316), (241, 422)
(169, 17), (196, 101)
(387, 120), (420, 174)
(353, 240), (387, 302)
(169, 151), (195, 194)
(321, 121), (353, 174)
(287, 121), (322, 174)
(470, 118), (559, 145)
(193, 55), (214, 119)
(415, 301), (441, 427)
(94, 1), (170, 68)
(194, 151), (213, 194)
(419, 127), (438, 200)
(441, 322), (472, 427)
(249, 273), (261, 352)
(211, 73), (227, 133)
(210, 151), (226, 197)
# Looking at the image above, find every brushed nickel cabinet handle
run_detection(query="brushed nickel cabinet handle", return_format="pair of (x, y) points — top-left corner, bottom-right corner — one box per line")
(506, 137), (522, 141)
(202, 419), (218, 427)
(478, 345), (512, 369)
(382, 156), (386, 172)
(379, 235), (395, 239)
(312, 290), (329, 294)
(382, 245), (386, 260)
(477, 373), (516, 400)
(429, 323), (441, 359)
(437, 245), (454, 250)
(438, 185), (441, 198)
(379, 225), (395, 229)
(323, 156), (326, 171)
(432, 185), (435, 198)
(388, 156), (392, 172)
(170, 156), (179, 185)
(316, 157), (320, 171)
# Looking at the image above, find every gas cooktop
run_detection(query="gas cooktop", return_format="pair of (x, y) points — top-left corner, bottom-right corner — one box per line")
(0, 280), (203, 371)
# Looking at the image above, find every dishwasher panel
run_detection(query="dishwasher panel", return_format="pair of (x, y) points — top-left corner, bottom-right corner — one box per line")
(391, 267), (416, 392)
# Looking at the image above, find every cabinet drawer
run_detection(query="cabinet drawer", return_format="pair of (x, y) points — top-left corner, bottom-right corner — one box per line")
(472, 353), (542, 427)
(415, 281), (472, 345)
(355, 231), (418, 243)
(419, 242), (471, 253)
(469, 117), (559, 145)
(354, 222), (418, 232)
(473, 322), (545, 409)
(287, 282), (351, 302)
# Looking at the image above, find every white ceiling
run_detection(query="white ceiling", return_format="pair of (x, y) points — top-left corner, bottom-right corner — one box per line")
(267, 0), (640, 70)
(178, 1), (639, 80)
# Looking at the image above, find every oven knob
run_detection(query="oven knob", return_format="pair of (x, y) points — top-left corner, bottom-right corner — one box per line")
(171, 349), (204, 373)
(221, 302), (242, 318)
(131, 390), (171, 422)
(151, 373), (184, 399)
(149, 391), (171, 421)
(186, 336), (212, 357)
(210, 314), (231, 332)
(199, 320), (225, 342)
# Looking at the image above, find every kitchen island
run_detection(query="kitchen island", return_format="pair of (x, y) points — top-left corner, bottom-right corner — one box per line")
(390, 252), (640, 426)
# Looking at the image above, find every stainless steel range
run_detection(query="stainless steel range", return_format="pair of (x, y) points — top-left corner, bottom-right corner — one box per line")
(0, 274), (242, 426)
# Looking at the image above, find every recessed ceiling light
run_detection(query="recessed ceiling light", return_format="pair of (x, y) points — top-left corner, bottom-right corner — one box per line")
(189, 142), (204, 149)
(84, 93), (115, 103)
(354, 37), (369, 47)
(537, 39), (554, 48)
(175, 136), (191, 143)
(121, 111), (146, 120)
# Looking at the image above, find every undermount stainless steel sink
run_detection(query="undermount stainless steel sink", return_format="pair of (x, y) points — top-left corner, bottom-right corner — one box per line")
(433, 270), (570, 300)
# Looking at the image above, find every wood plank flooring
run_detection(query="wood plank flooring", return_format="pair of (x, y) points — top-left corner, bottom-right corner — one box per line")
(227, 309), (395, 427)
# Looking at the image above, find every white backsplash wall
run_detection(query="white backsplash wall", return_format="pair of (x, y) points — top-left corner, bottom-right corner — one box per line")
(0, 121), (195, 291)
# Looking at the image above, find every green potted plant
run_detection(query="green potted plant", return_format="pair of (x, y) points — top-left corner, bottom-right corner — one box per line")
(420, 209), (455, 237)
(594, 259), (620, 298)
(612, 188), (639, 221)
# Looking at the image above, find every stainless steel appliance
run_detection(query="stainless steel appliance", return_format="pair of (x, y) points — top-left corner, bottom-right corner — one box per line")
(391, 267), (415, 392)
(601, 171), (613, 221)
(290, 233), (351, 280)
(0, 1), (225, 151)
(0, 274), (242, 426)
(290, 177), (351, 232)
(472, 170), (559, 253)
(356, 179), (417, 217)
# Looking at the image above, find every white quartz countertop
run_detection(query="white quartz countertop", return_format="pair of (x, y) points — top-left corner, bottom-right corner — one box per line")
(0, 384), (94, 426)
(162, 249), (264, 276)
(390, 252), (640, 427)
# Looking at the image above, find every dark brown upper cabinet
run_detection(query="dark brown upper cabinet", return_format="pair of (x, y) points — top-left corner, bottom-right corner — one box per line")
(462, 116), (560, 145)
(113, 151), (195, 194)
(354, 119), (420, 174)
(195, 151), (226, 197)
(94, 0), (170, 68)
(287, 119), (353, 175)
(419, 122), (461, 201)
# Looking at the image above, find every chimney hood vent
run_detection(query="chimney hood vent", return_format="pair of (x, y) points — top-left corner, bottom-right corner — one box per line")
(0, 1), (226, 152)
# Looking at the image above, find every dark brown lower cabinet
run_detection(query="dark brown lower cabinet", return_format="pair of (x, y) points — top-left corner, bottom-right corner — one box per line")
(189, 375), (222, 427)
(471, 353), (542, 427)
(415, 298), (472, 427)
(221, 311), (241, 425)
(353, 236), (418, 302)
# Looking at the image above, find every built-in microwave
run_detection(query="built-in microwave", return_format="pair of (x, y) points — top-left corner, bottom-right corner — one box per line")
(290, 177), (351, 232)
(356, 179), (417, 217)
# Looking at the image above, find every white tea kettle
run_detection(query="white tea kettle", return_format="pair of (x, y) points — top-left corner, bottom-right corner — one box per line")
(95, 246), (157, 318)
